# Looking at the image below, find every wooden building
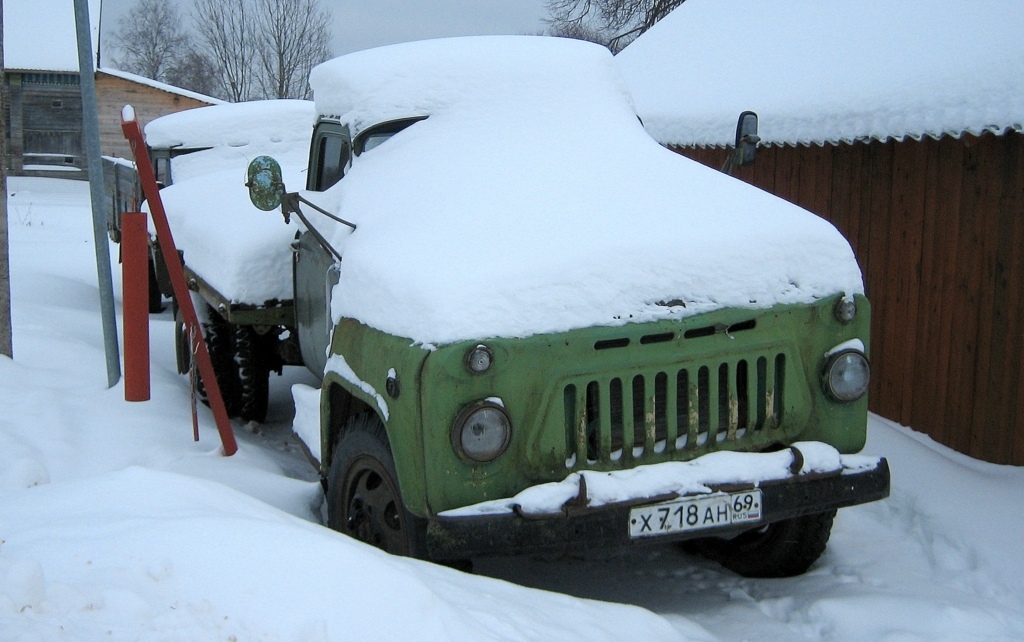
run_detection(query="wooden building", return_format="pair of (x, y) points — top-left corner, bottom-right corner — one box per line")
(94, 69), (222, 162)
(3, 0), (220, 178)
(618, 0), (1024, 464)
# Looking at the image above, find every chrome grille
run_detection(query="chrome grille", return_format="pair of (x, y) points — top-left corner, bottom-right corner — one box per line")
(563, 354), (786, 467)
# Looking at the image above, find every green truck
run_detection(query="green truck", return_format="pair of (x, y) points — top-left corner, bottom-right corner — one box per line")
(184, 36), (888, 577)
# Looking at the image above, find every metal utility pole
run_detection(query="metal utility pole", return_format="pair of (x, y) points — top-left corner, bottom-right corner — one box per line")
(1, 0), (13, 359)
(74, 0), (121, 386)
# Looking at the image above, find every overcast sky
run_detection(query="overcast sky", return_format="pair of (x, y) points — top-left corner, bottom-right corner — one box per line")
(99, 0), (551, 60)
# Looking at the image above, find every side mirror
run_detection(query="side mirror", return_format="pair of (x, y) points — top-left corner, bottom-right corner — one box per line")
(734, 111), (759, 167)
(246, 155), (285, 211)
(722, 111), (760, 175)
(244, 155), (356, 263)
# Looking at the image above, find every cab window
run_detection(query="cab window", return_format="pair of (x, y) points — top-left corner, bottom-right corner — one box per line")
(353, 116), (427, 156)
(307, 123), (352, 192)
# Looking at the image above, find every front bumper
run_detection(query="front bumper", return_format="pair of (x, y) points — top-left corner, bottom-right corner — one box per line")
(425, 455), (890, 560)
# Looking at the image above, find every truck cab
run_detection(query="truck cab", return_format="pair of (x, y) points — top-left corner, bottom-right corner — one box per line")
(256, 36), (889, 577)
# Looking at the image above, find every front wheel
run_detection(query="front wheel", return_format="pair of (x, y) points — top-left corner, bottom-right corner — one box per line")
(326, 413), (425, 557)
(689, 510), (836, 578)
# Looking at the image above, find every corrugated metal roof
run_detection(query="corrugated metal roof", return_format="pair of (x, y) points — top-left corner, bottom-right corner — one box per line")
(617, 0), (1024, 146)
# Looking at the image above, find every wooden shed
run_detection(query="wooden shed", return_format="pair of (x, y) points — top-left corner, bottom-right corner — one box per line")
(3, 0), (220, 177)
(618, 0), (1024, 464)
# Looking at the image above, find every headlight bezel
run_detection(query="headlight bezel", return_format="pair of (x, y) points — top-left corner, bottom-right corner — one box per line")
(822, 349), (871, 403)
(451, 400), (512, 463)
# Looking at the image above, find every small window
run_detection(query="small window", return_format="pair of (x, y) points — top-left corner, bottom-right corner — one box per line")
(52, 100), (63, 108)
(154, 157), (171, 187)
(313, 134), (350, 191)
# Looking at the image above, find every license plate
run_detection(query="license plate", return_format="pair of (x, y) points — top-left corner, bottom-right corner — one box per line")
(628, 489), (763, 538)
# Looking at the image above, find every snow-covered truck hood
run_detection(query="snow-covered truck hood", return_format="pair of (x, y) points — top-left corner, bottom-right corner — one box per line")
(307, 36), (863, 347)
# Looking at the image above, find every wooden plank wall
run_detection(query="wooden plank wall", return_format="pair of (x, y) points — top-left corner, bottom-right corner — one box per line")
(675, 132), (1024, 465)
(95, 73), (213, 161)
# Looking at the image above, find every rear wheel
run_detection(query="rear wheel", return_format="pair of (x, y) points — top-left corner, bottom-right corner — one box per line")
(326, 413), (425, 557)
(689, 510), (836, 578)
(175, 301), (242, 416)
(235, 325), (270, 423)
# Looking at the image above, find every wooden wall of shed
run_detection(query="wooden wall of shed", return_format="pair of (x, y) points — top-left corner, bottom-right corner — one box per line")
(5, 72), (86, 176)
(675, 133), (1024, 465)
(95, 73), (212, 161)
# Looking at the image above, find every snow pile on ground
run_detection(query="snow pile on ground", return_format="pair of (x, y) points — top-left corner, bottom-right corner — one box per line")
(142, 101), (317, 304)
(616, 0), (1024, 146)
(305, 36), (862, 346)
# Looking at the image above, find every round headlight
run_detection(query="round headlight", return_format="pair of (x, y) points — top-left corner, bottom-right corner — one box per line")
(465, 345), (493, 374)
(453, 402), (511, 462)
(824, 350), (870, 402)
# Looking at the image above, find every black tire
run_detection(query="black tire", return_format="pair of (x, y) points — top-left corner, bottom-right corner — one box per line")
(147, 257), (164, 313)
(173, 301), (191, 375)
(199, 305), (241, 416)
(235, 325), (270, 423)
(690, 510), (836, 578)
(326, 413), (426, 557)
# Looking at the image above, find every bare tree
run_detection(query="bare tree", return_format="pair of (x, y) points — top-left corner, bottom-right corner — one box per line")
(166, 49), (222, 99)
(192, 0), (258, 102)
(545, 19), (614, 49)
(192, 0), (332, 102)
(545, 0), (686, 52)
(254, 0), (333, 99)
(111, 0), (190, 81)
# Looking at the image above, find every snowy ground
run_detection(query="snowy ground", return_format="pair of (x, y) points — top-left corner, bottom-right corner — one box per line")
(3, 177), (1023, 640)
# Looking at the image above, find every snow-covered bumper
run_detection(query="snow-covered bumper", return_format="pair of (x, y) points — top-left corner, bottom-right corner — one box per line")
(425, 443), (890, 560)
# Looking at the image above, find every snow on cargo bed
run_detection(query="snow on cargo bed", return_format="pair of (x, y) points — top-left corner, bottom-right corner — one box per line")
(143, 101), (316, 305)
(306, 36), (864, 347)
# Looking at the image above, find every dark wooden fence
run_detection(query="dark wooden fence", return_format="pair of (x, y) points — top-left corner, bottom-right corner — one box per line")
(675, 132), (1024, 465)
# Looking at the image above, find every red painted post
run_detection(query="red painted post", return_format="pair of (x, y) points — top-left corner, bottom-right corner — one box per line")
(122, 211), (150, 401)
(120, 106), (238, 456)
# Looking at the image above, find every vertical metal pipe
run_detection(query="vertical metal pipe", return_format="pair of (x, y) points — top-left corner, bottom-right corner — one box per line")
(122, 212), (150, 401)
(74, 0), (121, 387)
(0, 1), (12, 359)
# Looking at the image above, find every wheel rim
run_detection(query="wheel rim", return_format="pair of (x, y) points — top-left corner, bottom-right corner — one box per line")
(343, 455), (408, 554)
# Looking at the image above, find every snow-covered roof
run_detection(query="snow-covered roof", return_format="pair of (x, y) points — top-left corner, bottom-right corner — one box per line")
(144, 99), (315, 149)
(98, 68), (225, 107)
(3, 0), (100, 72)
(616, 0), (1024, 147)
(144, 101), (317, 304)
(305, 36), (863, 345)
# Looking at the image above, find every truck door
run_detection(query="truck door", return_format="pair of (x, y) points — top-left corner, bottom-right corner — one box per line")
(295, 120), (352, 378)
(294, 231), (339, 378)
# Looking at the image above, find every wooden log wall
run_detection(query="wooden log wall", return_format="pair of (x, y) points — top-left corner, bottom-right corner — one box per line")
(95, 73), (212, 162)
(676, 133), (1024, 465)
(5, 72), (212, 175)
